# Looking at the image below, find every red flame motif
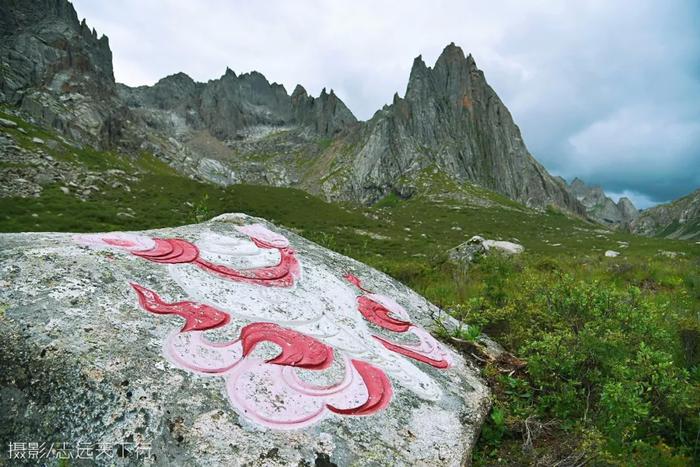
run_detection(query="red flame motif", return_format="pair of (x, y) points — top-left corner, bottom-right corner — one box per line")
(130, 283), (230, 332)
(373, 333), (451, 369)
(239, 322), (334, 370)
(346, 274), (412, 332)
(77, 228), (456, 429)
(164, 321), (395, 428)
(345, 273), (452, 369)
(193, 247), (299, 287)
(132, 238), (200, 264)
(327, 359), (393, 415)
(356, 296), (413, 333)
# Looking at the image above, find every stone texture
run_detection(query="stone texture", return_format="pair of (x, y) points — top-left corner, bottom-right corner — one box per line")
(447, 235), (488, 267)
(0, 0), (128, 147)
(0, 117), (17, 128)
(448, 235), (523, 268)
(0, 213), (490, 466)
(291, 85), (358, 136)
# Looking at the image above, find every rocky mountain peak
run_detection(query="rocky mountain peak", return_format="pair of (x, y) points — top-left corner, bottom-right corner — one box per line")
(291, 84), (308, 99)
(435, 42), (466, 67)
(0, 0), (123, 145)
(565, 177), (639, 227)
(335, 42), (584, 212)
(291, 85), (357, 136)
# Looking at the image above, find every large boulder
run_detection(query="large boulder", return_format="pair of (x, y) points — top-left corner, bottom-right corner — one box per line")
(0, 213), (489, 466)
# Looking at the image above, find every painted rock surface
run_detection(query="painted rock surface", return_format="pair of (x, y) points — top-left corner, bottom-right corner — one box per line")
(0, 213), (489, 466)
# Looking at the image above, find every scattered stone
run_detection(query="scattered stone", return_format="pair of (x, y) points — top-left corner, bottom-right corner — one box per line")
(448, 235), (524, 267)
(481, 237), (524, 255)
(59, 186), (70, 194)
(0, 117), (17, 128)
(605, 250), (620, 258)
(447, 236), (488, 266)
(658, 250), (683, 259)
(31, 137), (45, 144)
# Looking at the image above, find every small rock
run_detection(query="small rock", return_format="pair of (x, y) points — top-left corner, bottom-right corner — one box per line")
(605, 250), (620, 257)
(31, 137), (45, 144)
(482, 238), (524, 255)
(59, 187), (70, 195)
(0, 117), (17, 128)
(447, 236), (487, 267)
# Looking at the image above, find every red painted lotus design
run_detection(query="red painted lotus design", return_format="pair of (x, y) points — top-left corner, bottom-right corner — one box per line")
(75, 224), (454, 430)
(131, 284), (393, 429)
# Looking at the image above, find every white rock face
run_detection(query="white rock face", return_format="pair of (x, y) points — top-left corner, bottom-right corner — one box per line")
(469, 235), (524, 255)
(605, 250), (620, 257)
(0, 117), (17, 128)
(195, 158), (237, 186)
(0, 213), (489, 466)
(483, 239), (524, 254)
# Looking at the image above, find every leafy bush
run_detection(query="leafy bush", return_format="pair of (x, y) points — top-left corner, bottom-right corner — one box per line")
(468, 262), (699, 465)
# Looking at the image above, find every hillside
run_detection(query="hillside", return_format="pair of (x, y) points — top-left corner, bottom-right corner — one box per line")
(2, 108), (695, 259)
(631, 189), (700, 240)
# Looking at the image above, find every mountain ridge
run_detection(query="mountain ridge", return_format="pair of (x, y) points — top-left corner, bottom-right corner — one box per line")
(0, 0), (661, 220)
(630, 188), (700, 240)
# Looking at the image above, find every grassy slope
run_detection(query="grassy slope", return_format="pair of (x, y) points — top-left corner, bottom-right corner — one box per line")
(1, 110), (699, 465)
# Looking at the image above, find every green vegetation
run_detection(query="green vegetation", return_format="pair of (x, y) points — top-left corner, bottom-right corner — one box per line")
(456, 254), (699, 465)
(1, 112), (699, 465)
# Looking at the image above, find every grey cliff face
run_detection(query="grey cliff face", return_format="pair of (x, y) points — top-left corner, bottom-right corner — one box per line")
(198, 70), (293, 139)
(0, 0), (127, 146)
(566, 177), (639, 228)
(291, 85), (358, 136)
(317, 43), (586, 214)
(0, 0), (114, 98)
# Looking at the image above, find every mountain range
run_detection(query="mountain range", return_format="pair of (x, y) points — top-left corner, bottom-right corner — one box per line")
(1, 0), (698, 239)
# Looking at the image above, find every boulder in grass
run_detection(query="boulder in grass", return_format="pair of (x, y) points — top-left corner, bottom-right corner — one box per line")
(0, 213), (490, 466)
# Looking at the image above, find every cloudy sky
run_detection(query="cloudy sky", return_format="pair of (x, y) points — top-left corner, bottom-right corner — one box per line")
(72, 0), (700, 208)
